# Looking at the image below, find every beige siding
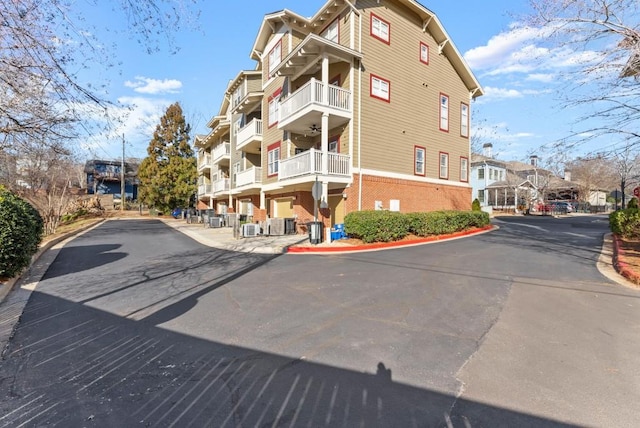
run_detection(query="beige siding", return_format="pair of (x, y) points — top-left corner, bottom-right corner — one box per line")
(246, 75), (262, 94)
(356, 0), (471, 183)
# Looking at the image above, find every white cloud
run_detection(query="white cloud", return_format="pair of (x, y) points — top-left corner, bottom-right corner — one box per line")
(80, 96), (173, 159)
(124, 76), (183, 94)
(526, 73), (555, 83)
(478, 86), (524, 103)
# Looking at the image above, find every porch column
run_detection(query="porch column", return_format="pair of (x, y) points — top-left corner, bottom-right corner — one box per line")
(321, 112), (329, 176)
(260, 190), (266, 210)
(321, 53), (330, 178)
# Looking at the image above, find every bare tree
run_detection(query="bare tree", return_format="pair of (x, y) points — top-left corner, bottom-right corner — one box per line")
(566, 155), (618, 202)
(0, 0), (200, 149)
(611, 143), (640, 208)
(0, 0), (200, 232)
(526, 0), (640, 153)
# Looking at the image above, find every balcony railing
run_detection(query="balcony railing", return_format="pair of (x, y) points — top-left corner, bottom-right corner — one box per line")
(279, 78), (351, 124)
(212, 142), (230, 163)
(235, 167), (262, 188)
(198, 184), (212, 195)
(237, 119), (263, 150)
(198, 153), (211, 170)
(213, 178), (230, 193)
(279, 149), (350, 180)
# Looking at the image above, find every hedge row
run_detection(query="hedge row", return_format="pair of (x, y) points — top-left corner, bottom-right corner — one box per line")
(344, 210), (490, 243)
(0, 187), (44, 279)
(610, 208), (640, 239)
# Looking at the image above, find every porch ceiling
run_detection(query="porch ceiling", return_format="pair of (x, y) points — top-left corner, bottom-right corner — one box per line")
(271, 33), (362, 80)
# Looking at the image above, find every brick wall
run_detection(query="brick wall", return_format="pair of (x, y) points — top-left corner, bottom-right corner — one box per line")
(344, 174), (471, 213)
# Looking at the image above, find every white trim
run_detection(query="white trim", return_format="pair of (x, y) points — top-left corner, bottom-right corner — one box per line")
(355, 168), (471, 188)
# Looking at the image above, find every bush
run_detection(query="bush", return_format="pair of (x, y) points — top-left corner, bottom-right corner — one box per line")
(610, 208), (640, 239)
(472, 198), (481, 211)
(344, 210), (410, 243)
(627, 197), (638, 209)
(344, 210), (490, 243)
(0, 187), (44, 279)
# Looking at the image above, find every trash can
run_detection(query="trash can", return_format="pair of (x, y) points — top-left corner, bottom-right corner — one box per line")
(307, 221), (323, 244)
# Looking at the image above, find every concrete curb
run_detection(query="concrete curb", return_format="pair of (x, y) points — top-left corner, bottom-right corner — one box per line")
(0, 219), (106, 305)
(287, 225), (496, 254)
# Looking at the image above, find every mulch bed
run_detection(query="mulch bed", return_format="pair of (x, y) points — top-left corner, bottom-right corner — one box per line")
(613, 236), (640, 286)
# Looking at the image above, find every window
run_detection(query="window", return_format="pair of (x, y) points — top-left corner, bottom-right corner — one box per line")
(370, 74), (390, 102)
(268, 40), (281, 74)
(371, 14), (390, 44)
(329, 137), (339, 153)
(414, 146), (426, 176)
(268, 88), (282, 127)
(439, 152), (449, 179)
(321, 18), (339, 43)
(232, 162), (240, 186)
(478, 168), (485, 179)
(233, 85), (244, 108)
(267, 142), (280, 177)
(420, 42), (429, 65)
(461, 102), (469, 138)
(478, 189), (485, 203)
(439, 93), (449, 132)
(460, 157), (468, 182)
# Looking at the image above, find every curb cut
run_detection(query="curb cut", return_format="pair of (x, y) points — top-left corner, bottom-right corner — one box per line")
(286, 225), (496, 254)
(0, 219), (106, 305)
(611, 234), (640, 286)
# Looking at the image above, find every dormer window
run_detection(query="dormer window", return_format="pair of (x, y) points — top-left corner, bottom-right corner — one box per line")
(268, 40), (281, 74)
(321, 18), (339, 43)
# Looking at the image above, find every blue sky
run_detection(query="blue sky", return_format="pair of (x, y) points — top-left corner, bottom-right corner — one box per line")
(79, 0), (602, 164)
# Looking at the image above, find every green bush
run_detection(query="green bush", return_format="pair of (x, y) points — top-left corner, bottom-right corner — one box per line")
(344, 210), (410, 243)
(0, 187), (44, 278)
(344, 210), (490, 243)
(627, 197), (638, 209)
(610, 208), (640, 239)
(472, 198), (481, 211)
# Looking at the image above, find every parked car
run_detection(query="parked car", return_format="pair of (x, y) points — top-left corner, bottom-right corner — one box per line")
(171, 207), (183, 219)
(551, 201), (574, 213)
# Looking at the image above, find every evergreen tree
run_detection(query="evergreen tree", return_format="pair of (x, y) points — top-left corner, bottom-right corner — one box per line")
(138, 102), (196, 213)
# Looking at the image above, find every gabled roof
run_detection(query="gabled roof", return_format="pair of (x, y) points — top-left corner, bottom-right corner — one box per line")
(250, 0), (483, 98)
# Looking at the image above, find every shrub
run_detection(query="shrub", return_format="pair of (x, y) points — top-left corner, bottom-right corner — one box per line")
(472, 198), (481, 211)
(610, 208), (640, 239)
(0, 187), (44, 279)
(627, 197), (638, 209)
(344, 210), (410, 243)
(344, 210), (490, 243)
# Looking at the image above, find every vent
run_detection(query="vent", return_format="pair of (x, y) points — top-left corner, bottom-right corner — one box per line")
(267, 218), (285, 236)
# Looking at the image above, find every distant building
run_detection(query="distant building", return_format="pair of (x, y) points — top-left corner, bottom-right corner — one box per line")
(84, 160), (139, 200)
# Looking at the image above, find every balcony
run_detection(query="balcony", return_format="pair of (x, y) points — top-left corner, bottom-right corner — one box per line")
(213, 178), (230, 194)
(235, 167), (262, 189)
(279, 148), (351, 181)
(278, 78), (352, 134)
(236, 119), (263, 154)
(212, 142), (230, 166)
(198, 184), (212, 196)
(198, 153), (211, 171)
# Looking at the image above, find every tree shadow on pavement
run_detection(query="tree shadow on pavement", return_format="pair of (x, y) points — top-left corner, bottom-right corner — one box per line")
(0, 291), (576, 427)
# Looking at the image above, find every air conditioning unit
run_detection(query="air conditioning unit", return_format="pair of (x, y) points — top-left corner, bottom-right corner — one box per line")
(267, 218), (285, 236)
(242, 223), (261, 237)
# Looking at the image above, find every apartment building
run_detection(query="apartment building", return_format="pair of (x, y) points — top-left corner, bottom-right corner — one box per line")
(196, 0), (483, 231)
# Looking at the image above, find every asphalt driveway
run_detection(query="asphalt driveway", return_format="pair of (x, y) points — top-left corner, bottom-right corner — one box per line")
(0, 216), (638, 426)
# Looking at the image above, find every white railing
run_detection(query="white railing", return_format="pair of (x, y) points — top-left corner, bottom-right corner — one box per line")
(279, 78), (351, 123)
(235, 167), (262, 188)
(198, 184), (212, 195)
(279, 149), (351, 180)
(237, 119), (263, 149)
(213, 178), (229, 193)
(198, 153), (211, 169)
(212, 142), (230, 162)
